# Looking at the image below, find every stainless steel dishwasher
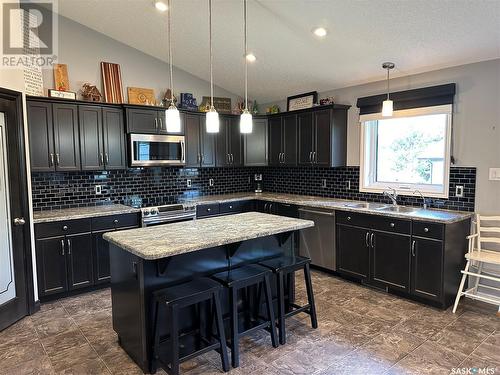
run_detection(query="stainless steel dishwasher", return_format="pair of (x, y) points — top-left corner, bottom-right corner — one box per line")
(298, 207), (336, 271)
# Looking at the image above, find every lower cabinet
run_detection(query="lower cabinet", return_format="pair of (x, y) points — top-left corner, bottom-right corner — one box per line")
(336, 224), (370, 279)
(66, 233), (94, 290)
(411, 237), (443, 301)
(35, 236), (69, 296)
(92, 231), (112, 284)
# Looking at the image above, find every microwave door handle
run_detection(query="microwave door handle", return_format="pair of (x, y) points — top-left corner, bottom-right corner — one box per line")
(180, 141), (185, 163)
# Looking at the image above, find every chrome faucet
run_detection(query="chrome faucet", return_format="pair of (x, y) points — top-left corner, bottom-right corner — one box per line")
(414, 190), (428, 209)
(383, 188), (398, 206)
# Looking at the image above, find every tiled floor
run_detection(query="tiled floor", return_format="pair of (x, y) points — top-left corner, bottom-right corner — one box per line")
(1, 270), (499, 374)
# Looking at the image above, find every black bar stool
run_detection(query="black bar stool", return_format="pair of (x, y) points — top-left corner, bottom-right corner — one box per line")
(151, 277), (229, 375)
(211, 264), (278, 368)
(258, 255), (318, 345)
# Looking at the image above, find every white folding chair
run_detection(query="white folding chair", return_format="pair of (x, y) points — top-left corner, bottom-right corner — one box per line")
(453, 214), (500, 313)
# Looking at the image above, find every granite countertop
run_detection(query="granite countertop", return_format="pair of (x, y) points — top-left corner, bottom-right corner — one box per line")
(182, 192), (473, 223)
(103, 211), (314, 260)
(33, 204), (140, 224)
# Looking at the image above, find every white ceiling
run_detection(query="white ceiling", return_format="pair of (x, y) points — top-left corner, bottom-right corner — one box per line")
(56, 0), (500, 103)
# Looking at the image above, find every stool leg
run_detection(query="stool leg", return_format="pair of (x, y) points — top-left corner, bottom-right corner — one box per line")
(229, 287), (239, 368)
(304, 263), (318, 329)
(263, 275), (279, 348)
(277, 272), (286, 345)
(169, 305), (180, 375)
(213, 292), (230, 372)
(254, 283), (262, 318)
(151, 300), (160, 373)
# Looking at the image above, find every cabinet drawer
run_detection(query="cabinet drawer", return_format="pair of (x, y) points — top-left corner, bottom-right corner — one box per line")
(412, 221), (444, 240)
(196, 203), (220, 218)
(336, 211), (371, 227)
(92, 213), (139, 231)
(370, 216), (411, 235)
(36, 218), (91, 238)
(220, 201), (243, 214)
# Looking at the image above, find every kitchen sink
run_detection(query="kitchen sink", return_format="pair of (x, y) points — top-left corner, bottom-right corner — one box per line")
(343, 202), (387, 209)
(376, 205), (418, 213)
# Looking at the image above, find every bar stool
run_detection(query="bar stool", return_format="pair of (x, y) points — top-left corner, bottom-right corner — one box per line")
(151, 277), (229, 375)
(258, 255), (317, 345)
(211, 264), (278, 368)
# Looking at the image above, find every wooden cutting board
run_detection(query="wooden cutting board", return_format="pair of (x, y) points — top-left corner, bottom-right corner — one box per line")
(128, 87), (156, 105)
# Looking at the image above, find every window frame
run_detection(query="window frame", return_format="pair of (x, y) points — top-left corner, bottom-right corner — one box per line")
(359, 104), (452, 198)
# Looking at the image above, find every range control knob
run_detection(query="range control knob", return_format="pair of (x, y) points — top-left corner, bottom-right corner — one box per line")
(143, 209), (151, 216)
(150, 208), (159, 216)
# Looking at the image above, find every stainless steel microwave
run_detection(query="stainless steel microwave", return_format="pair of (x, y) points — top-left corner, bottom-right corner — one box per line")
(129, 134), (185, 167)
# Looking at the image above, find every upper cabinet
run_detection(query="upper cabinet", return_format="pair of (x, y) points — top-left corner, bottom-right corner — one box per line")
(184, 113), (216, 168)
(125, 106), (184, 135)
(269, 113), (297, 166)
(297, 105), (349, 167)
(216, 115), (242, 167)
(244, 117), (268, 166)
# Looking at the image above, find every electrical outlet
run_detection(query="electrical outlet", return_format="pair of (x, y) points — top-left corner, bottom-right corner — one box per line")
(209, 178), (214, 187)
(346, 180), (351, 190)
(186, 179), (192, 188)
(322, 179), (327, 188)
(95, 185), (102, 195)
(455, 185), (464, 197)
(489, 168), (500, 181)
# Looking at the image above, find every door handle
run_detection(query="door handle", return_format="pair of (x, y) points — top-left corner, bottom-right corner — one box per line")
(13, 217), (26, 226)
(67, 239), (72, 255)
(154, 118), (158, 130)
(365, 232), (370, 247)
(370, 233), (375, 248)
(55, 153), (60, 166)
(231, 153), (234, 164)
(159, 117), (163, 130)
(49, 153), (54, 166)
(411, 240), (416, 257)
(99, 152), (104, 165)
(105, 153), (109, 164)
(60, 239), (65, 256)
(180, 141), (185, 163)
(309, 151), (313, 163)
(313, 151), (317, 163)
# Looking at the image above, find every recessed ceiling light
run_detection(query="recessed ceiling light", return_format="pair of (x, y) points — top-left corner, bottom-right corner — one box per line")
(154, 1), (168, 12)
(313, 27), (328, 37)
(245, 53), (256, 62)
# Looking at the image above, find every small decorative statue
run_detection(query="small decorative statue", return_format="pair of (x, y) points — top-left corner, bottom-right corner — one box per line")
(162, 88), (177, 107)
(81, 83), (102, 102)
(266, 104), (280, 114)
(251, 100), (259, 115)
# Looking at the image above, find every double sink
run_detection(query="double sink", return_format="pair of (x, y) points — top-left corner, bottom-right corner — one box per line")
(343, 202), (419, 213)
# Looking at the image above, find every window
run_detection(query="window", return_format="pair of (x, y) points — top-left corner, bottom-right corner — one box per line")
(360, 105), (452, 198)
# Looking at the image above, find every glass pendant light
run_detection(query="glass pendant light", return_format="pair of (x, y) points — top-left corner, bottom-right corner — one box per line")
(165, 0), (181, 133)
(206, 0), (219, 133)
(382, 62), (395, 117)
(240, 0), (252, 134)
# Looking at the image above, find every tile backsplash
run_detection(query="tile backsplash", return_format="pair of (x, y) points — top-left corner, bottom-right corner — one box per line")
(31, 166), (476, 212)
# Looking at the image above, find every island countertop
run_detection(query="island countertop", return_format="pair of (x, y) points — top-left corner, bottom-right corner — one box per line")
(103, 211), (314, 260)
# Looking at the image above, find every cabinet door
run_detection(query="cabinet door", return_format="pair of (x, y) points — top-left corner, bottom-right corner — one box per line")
(103, 108), (126, 169)
(282, 114), (297, 165)
(229, 117), (242, 166)
(411, 238), (443, 301)
(53, 104), (80, 171)
(336, 225), (370, 279)
(268, 116), (282, 166)
(244, 118), (268, 166)
(297, 112), (314, 165)
(216, 117), (230, 166)
(200, 116), (216, 167)
(27, 101), (55, 172)
(184, 113), (201, 167)
(66, 233), (93, 290)
(371, 230), (411, 291)
(126, 108), (158, 133)
(35, 237), (67, 296)
(314, 109), (331, 166)
(92, 231), (111, 284)
(79, 105), (103, 171)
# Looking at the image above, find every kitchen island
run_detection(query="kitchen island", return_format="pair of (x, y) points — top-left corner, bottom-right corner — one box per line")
(103, 212), (314, 373)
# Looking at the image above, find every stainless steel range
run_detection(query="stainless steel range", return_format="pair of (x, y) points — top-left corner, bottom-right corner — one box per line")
(140, 203), (196, 227)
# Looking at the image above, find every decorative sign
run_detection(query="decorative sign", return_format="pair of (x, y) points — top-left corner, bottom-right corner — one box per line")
(200, 96), (232, 114)
(179, 93), (198, 111)
(287, 91), (318, 111)
(128, 87), (156, 105)
(53, 64), (70, 91)
(24, 65), (44, 96)
(48, 89), (76, 100)
(101, 62), (124, 104)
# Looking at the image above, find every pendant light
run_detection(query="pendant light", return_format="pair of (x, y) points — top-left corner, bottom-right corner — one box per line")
(240, 0), (252, 134)
(382, 62), (395, 117)
(165, 0), (181, 132)
(206, 0), (219, 133)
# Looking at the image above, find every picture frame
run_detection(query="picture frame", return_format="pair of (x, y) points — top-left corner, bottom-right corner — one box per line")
(287, 91), (318, 111)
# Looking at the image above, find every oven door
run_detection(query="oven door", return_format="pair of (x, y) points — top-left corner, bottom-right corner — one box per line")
(130, 134), (185, 166)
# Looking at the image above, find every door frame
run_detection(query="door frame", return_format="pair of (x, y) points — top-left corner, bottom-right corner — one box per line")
(0, 87), (36, 330)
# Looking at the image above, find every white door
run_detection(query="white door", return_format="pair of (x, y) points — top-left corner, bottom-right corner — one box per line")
(0, 112), (15, 306)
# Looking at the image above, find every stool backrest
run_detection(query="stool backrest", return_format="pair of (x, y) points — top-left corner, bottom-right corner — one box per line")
(476, 215), (500, 252)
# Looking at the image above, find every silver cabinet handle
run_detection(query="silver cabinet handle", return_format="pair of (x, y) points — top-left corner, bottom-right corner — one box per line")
(207, 208), (211, 212)
(424, 227), (429, 233)
(390, 222), (395, 228)
(370, 233), (375, 248)
(159, 117), (163, 130)
(113, 219), (119, 224)
(154, 118), (158, 130)
(61, 239), (65, 256)
(231, 153), (234, 164)
(226, 154), (230, 164)
(298, 208), (335, 216)
(67, 239), (72, 255)
(180, 141), (185, 163)
(13, 217), (25, 226)
(309, 151), (313, 163)
(347, 216), (351, 221)
(229, 205), (233, 209)
(105, 153), (109, 164)
(365, 232), (370, 247)
(49, 153), (54, 166)
(411, 240), (416, 257)
(62, 225), (68, 231)
(99, 152), (104, 165)
(56, 153), (60, 166)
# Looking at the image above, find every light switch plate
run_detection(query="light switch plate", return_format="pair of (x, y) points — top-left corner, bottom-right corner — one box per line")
(209, 178), (214, 187)
(186, 179), (192, 187)
(489, 168), (500, 181)
(455, 185), (464, 197)
(95, 185), (102, 195)
(322, 179), (327, 188)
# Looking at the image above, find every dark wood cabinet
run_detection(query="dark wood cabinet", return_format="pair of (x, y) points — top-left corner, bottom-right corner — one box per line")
(244, 117), (268, 166)
(52, 104), (80, 171)
(185, 113), (216, 167)
(79, 105), (103, 170)
(217, 116), (242, 167)
(336, 224), (370, 279)
(371, 230), (411, 291)
(102, 108), (127, 169)
(66, 233), (93, 290)
(411, 237), (443, 301)
(313, 109), (332, 166)
(269, 114), (297, 166)
(125, 107), (184, 135)
(35, 237), (68, 296)
(92, 231), (111, 284)
(298, 112), (314, 165)
(27, 101), (54, 172)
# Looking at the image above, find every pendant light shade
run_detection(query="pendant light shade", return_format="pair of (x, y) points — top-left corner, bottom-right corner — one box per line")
(165, 0), (181, 133)
(205, 0), (219, 133)
(240, 0), (252, 133)
(381, 62), (395, 117)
